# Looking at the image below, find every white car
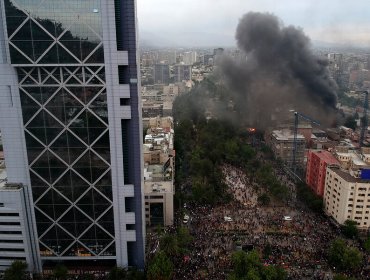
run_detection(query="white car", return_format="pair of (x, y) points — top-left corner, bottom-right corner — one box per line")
(183, 214), (190, 224)
(283, 216), (292, 221)
(224, 216), (233, 222)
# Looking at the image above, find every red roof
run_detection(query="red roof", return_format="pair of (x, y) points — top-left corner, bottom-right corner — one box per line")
(311, 150), (339, 165)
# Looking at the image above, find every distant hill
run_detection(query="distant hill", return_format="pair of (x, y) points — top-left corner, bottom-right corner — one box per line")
(139, 29), (235, 48)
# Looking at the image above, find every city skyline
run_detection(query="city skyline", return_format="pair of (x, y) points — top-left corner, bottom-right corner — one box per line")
(138, 0), (370, 48)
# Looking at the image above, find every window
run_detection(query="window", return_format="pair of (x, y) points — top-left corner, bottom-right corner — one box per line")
(126, 224), (135, 230)
(118, 66), (129, 84)
(127, 242), (136, 266)
(149, 195), (163, 199)
(120, 98), (130, 106)
(0, 248), (24, 252)
(0, 222), (20, 226)
(0, 240), (23, 243)
(125, 197), (135, 212)
(0, 203), (4, 207)
(0, 231), (22, 234)
(0, 213), (19, 216)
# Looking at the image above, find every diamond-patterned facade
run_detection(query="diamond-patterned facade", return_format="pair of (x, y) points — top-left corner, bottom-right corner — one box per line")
(4, 0), (115, 258)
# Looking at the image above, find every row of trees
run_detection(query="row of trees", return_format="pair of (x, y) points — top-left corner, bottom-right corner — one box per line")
(229, 250), (287, 280)
(146, 227), (193, 280)
(173, 78), (293, 205)
(251, 164), (290, 203)
(296, 182), (323, 213)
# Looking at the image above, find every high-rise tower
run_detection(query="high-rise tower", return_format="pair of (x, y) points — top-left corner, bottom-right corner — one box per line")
(0, 0), (144, 271)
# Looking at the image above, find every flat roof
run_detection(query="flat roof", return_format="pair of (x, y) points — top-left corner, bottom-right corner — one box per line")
(272, 130), (305, 141)
(329, 167), (364, 183)
(311, 150), (340, 165)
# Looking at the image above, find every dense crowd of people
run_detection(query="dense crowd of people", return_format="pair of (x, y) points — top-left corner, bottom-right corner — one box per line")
(166, 164), (368, 279)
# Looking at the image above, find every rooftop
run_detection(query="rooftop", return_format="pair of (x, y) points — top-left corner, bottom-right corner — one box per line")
(272, 129), (305, 141)
(329, 167), (366, 183)
(311, 150), (340, 165)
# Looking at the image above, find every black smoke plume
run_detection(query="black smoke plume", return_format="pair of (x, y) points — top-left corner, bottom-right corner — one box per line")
(221, 12), (338, 129)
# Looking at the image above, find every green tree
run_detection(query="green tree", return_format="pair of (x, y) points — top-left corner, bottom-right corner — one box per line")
(246, 269), (260, 280)
(177, 226), (193, 249)
(364, 236), (370, 253)
(53, 264), (68, 280)
(147, 251), (174, 280)
(343, 247), (363, 271)
(160, 233), (179, 256)
(126, 268), (145, 280)
(328, 239), (363, 271)
(4, 261), (28, 280)
(107, 267), (127, 280)
(333, 274), (357, 280)
(229, 250), (287, 280)
(341, 220), (358, 239)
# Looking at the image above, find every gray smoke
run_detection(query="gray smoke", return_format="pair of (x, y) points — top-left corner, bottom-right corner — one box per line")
(221, 12), (338, 129)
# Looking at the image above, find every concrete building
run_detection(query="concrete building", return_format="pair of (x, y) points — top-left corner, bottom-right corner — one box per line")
(163, 84), (179, 101)
(156, 50), (176, 65)
(0, 0), (144, 271)
(0, 177), (36, 271)
(306, 150), (340, 197)
(153, 64), (170, 84)
(268, 129), (306, 168)
(324, 166), (370, 229)
(142, 102), (163, 118)
(144, 181), (174, 226)
(143, 124), (174, 227)
(173, 64), (192, 82)
(142, 116), (173, 131)
(324, 147), (370, 229)
(182, 51), (197, 65)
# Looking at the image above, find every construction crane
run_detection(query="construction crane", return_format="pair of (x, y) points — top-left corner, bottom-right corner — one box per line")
(291, 111), (320, 175)
(359, 90), (369, 147)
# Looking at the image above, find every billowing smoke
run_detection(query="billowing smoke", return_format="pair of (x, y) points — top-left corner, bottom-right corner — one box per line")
(221, 12), (338, 129)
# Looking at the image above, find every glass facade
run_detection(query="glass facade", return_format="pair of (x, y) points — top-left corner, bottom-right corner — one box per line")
(4, 0), (115, 258)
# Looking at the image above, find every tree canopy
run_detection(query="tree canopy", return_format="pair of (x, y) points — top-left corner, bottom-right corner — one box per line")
(229, 250), (287, 280)
(328, 239), (363, 272)
(146, 251), (174, 280)
(4, 261), (28, 280)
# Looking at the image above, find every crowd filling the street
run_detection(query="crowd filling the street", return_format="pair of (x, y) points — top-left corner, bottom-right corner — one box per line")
(147, 162), (370, 280)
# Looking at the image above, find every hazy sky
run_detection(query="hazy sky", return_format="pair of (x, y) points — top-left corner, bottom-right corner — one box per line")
(137, 0), (370, 47)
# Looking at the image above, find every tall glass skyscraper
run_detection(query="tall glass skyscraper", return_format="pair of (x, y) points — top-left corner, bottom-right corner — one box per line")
(0, 0), (144, 271)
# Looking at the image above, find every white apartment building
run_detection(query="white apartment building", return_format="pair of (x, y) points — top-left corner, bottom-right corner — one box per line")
(0, 171), (36, 271)
(324, 166), (370, 229)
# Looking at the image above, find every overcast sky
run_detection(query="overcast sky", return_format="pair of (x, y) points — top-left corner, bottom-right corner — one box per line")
(137, 0), (370, 47)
